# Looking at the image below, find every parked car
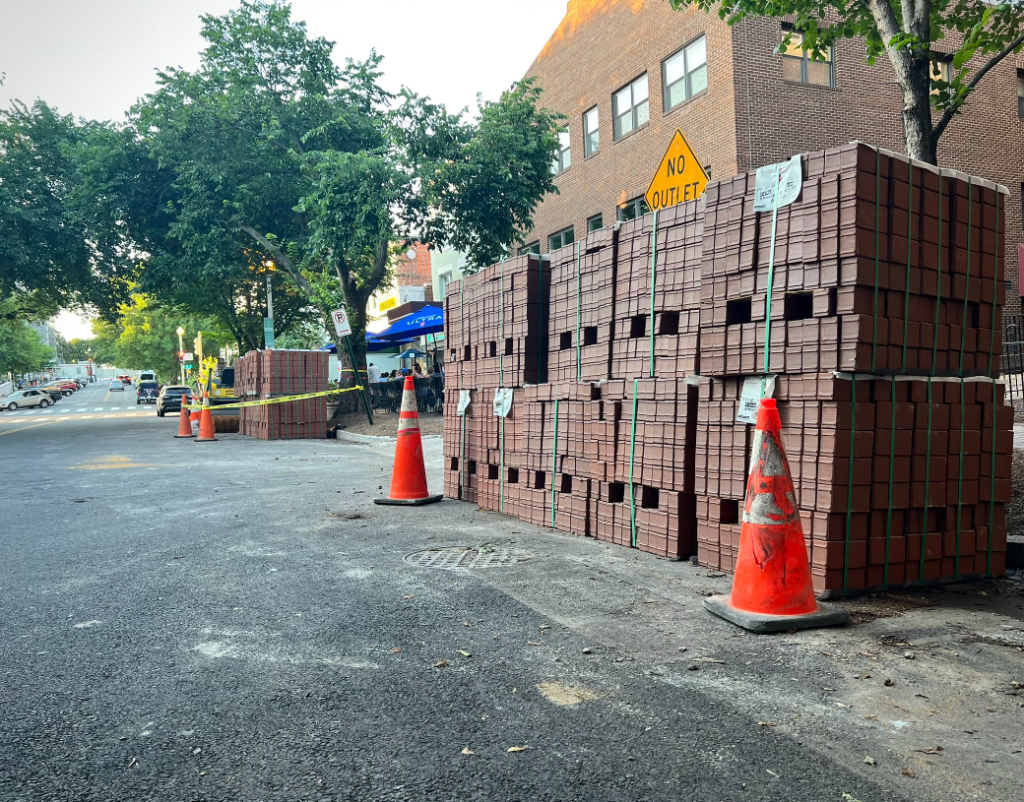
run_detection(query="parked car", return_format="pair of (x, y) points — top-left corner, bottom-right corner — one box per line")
(1, 389), (52, 410)
(36, 387), (63, 403)
(156, 385), (192, 417)
(137, 381), (160, 405)
(108, 379), (125, 392)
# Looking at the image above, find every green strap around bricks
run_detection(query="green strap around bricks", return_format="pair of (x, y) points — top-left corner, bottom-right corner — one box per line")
(955, 178), (973, 579)
(649, 211), (659, 378)
(550, 389), (559, 528)
(575, 242), (583, 384)
(499, 257), (506, 513)
(986, 192), (1002, 574)
(629, 378), (640, 548)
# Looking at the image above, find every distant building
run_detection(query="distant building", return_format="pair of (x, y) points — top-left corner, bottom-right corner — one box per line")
(366, 242), (434, 334)
(522, 0), (1024, 303)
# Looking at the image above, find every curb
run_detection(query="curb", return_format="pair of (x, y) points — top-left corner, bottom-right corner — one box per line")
(334, 430), (443, 445)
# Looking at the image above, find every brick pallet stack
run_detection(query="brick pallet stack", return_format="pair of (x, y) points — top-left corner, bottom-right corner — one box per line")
(693, 142), (1012, 593)
(611, 201), (703, 378)
(441, 140), (1013, 594)
(234, 349), (329, 440)
(442, 255), (550, 505)
(546, 227), (616, 383)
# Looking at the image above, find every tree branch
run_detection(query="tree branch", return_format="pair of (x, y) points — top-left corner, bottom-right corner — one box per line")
(932, 28), (1024, 146)
(237, 223), (315, 298)
(866, 0), (910, 71)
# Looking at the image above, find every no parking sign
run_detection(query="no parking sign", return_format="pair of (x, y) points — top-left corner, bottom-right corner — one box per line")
(331, 308), (352, 337)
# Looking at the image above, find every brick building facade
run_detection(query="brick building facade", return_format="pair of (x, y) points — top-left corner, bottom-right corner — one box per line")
(523, 0), (1024, 303)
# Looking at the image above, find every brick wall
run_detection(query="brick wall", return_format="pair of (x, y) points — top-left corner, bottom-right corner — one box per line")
(523, 0), (1024, 307)
(523, 1), (739, 253)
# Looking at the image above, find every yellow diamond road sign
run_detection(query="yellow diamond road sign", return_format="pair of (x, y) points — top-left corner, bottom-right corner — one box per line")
(645, 129), (709, 212)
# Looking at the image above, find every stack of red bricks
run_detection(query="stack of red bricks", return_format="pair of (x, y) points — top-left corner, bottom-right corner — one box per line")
(234, 349), (329, 440)
(442, 141), (1013, 593)
(694, 142), (1011, 593)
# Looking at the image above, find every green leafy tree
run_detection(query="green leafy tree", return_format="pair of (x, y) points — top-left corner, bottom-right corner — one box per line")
(71, 119), (310, 349)
(132, 0), (561, 381)
(669, 0), (1024, 164)
(96, 295), (229, 381)
(0, 102), (94, 309)
(61, 338), (95, 363)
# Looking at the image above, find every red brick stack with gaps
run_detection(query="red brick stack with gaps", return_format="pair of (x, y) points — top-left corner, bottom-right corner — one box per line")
(234, 349), (330, 440)
(443, 141), (1013, 594)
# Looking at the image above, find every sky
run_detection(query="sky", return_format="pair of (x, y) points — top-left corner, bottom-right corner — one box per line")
(0, 0), (570, 338)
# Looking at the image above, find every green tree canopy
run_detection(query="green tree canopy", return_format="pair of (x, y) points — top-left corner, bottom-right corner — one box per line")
(669, 0), (1024, 164)
(131, 0), (561, 374)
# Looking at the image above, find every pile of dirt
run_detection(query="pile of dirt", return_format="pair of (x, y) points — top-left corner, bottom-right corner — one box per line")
(332, 411), (443, 437)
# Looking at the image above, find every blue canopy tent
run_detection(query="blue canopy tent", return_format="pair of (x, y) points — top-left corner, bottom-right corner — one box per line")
(373, 305), (444, 341)
(322, 335), (413, 354)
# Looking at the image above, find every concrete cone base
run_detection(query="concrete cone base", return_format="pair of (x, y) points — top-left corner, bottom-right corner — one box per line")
(703, 595), (849, 633)
(374, 494), (442, 507)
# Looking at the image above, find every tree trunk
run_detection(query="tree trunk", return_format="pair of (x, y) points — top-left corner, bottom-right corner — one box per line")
(899, 51), (937, 164)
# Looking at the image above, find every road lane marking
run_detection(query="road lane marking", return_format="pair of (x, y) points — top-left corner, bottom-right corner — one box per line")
(0, 419), (63, 437)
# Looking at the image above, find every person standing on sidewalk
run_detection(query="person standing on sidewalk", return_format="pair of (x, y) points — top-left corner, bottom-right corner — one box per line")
(367, 363), (381, 384)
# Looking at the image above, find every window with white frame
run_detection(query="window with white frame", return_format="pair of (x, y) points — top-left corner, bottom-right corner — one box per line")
(613, 74), (649, 140)
(548, 226), (574, 251)
(663, 36), (708, 111)
(552, 129), (571, 174)
(583, 106), (600, 156)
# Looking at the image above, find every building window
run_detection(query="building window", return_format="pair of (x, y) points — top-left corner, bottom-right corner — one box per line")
(583, 106), (600, 157)
(518, 241), (540, 256)
(587, 213), (603, 232)
(613, 74), (649, 140)
(930, 57), (950, 96)
(438, 271), (451, 298)
(780, 27), (833, 87)
(552, 129), (571, 175)
(548, 226), (574, 251)
(663, 35), (708, 111)
(1018, 70), (1024, 119)
(617, 196), (649, 222)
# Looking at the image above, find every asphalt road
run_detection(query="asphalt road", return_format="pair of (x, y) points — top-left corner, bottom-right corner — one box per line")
(0, 414), (909, 802)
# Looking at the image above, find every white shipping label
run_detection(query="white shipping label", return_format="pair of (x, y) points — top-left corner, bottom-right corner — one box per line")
(492, 388), (513, 418)
(457, 390), (471, 416)
(737, 375), (777, 424)
(753, 155), (802, 212)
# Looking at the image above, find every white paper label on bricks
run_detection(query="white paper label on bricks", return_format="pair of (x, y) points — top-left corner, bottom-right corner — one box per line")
(457, 390), (471, 416)
(737, 375), (777, 424)
(753, 155), (802, 212)
(330, 308), (352, 337)
(492, 388), (513, 418)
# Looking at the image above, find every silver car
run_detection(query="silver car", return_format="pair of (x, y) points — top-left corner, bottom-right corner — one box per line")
(108, 380), (125, 392)
(0, 389), (53, 410)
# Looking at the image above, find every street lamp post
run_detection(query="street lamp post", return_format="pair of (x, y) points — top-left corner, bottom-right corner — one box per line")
(264, 260), (275, 348)
(176, 326), (185, 384)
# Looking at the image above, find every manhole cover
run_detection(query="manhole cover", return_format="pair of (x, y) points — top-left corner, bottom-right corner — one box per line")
(404, 547), (535, 569)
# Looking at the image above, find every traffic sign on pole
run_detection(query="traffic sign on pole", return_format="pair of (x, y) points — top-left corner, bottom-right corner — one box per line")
(331, 308), (352, 337)
(645, 129), (709, 212)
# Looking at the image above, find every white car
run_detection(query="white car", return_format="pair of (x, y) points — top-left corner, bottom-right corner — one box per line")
(1, 389), (52, 410)
(108, 380), (125, 392)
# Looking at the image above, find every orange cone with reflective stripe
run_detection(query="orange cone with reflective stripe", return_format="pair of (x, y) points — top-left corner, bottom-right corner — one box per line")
(704, 398), (848, 632)
(174, 394), (195, 438)
(374, 376), (441, 506)
(195, 392), (217, 442)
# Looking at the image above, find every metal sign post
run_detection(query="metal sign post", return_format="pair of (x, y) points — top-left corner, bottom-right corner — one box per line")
(332, 308), (372, 425)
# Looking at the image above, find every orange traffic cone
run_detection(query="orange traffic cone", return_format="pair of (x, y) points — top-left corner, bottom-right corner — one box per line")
(374, 376), (441, 506)
(174, 394), (195, 438)
(189, 391), (201, 435)
(704, 398), (849, 632)
(195, 393), (217, 442)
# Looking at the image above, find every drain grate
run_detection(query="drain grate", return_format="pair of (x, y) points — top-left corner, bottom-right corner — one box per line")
(404, 546), (535, 570)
